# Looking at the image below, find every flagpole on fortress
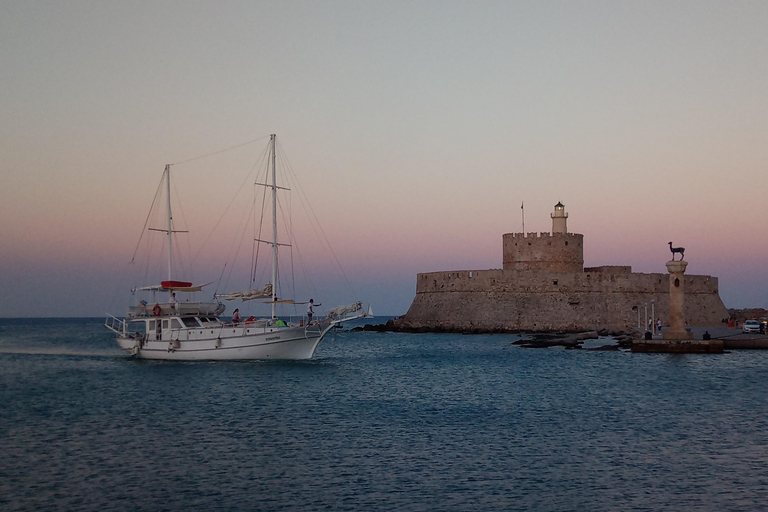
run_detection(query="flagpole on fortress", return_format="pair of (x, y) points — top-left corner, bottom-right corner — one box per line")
(521, 201), (525, 234)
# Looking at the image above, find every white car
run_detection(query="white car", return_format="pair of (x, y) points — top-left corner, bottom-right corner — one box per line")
(742, 320), (761, 334)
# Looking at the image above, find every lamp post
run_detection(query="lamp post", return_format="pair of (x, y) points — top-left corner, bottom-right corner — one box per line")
(645, 304), (648, 332)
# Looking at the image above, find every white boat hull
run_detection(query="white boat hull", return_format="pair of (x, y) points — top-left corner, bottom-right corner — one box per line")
(116, 325), (329, 361)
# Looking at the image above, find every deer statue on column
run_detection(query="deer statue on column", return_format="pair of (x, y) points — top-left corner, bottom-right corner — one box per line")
(668, 242), (685, 261)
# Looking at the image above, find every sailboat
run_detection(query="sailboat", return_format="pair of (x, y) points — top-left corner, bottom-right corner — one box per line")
(105, 134), (369, 360)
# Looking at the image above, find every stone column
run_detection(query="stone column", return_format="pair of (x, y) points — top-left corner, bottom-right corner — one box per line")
(663, 260), (693, 340)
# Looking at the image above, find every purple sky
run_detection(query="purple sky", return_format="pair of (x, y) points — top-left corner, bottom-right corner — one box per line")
(1, 1), (767, 317)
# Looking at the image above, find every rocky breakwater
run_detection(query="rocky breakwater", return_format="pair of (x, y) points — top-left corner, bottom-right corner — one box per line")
(352, 320), (635, 350)
(513, 330), (634, 350)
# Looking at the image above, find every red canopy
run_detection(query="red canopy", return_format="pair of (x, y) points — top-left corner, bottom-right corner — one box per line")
(161, 280), (193, 289)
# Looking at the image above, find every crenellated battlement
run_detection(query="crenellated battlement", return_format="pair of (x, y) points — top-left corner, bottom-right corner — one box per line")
(504, 231), (575, 239)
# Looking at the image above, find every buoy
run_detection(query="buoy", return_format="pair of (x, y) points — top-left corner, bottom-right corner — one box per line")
(152, 304), (162, 316)
(215, 338), (221, 348)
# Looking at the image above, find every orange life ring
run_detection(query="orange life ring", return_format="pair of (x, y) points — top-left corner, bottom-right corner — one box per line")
(152, 304), (162, 316)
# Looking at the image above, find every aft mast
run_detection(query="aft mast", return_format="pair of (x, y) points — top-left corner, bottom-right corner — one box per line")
(270, 134), (278, 319)
(251, 134), (289, 318)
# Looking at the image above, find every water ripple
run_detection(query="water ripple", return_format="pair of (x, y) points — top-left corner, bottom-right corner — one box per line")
(1, 321), (768, 511)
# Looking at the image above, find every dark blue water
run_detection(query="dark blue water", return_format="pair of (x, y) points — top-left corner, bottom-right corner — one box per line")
(2, 318), (767, 511)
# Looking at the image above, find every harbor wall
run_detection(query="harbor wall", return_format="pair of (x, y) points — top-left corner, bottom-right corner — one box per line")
(399, 266), (728, 332)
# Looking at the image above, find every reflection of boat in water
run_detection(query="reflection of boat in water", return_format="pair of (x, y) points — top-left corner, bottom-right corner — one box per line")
(105, 134), (370, 360)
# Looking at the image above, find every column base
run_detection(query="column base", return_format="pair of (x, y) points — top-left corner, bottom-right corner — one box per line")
(663, 331), (694, 340)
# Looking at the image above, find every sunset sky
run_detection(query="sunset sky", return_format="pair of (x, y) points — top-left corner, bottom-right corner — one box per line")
(2, 0), (767, 317)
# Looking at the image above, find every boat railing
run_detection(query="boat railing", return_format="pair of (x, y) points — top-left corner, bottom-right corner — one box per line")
(105, 314), (125, 335)
(127, 301), (225, 319)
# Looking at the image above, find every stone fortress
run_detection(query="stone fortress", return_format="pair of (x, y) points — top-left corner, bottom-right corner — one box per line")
(397, 203), (728, 332)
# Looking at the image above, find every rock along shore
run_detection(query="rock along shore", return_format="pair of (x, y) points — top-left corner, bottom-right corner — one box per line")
(351, 319), (634, 349)
(351, 319), (768, 351)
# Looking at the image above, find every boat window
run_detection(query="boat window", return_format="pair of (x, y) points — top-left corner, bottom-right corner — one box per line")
(171, 319), (183, 329)
(181, 317), (198, 328)
(199, 317), (210, 324)
(162, 320), (169, 330)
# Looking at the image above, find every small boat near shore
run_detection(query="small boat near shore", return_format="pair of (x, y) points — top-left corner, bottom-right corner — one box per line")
(105, 134), (369, 360)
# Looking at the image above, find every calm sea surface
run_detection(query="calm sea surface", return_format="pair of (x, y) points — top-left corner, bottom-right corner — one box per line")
(1, 318), (767, 511)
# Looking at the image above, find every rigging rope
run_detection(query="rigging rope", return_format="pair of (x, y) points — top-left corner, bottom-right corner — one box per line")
(250, 175), (269, 284)
(127, 135), (362, 319)
(129, 173), (165, 264)
(171, 174), (193, 281)
(276, 138), (358, 299)
(169, 135), (270, 166)
(190, 142), (271, 266)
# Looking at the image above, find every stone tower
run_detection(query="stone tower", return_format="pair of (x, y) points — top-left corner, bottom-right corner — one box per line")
(502, 201), (583, 273)
(551, 202), (568, 234)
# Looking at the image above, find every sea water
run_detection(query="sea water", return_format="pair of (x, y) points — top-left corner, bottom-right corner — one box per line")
(1, 318), (767, 511)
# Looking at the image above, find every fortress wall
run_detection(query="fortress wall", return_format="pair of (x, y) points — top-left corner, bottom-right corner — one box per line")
(416, 268), (718, 295)
(502, 232), (584, 273)
(404, 269), (727, 331)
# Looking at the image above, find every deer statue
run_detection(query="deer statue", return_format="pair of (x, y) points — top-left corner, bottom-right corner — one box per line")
(668, 242), (685, 261)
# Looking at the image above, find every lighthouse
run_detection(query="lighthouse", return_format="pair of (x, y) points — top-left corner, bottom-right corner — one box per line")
(551, 202), (568, 234)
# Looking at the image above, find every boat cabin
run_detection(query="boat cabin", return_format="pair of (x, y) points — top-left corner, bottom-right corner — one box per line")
(129, 315), (224, 341)
(117, 298), (294, 343)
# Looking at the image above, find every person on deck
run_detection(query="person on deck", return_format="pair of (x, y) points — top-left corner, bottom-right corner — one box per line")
(232, 309), (241, 325)
(272, 317), (286, 327)
(307, 299), (321, 324)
